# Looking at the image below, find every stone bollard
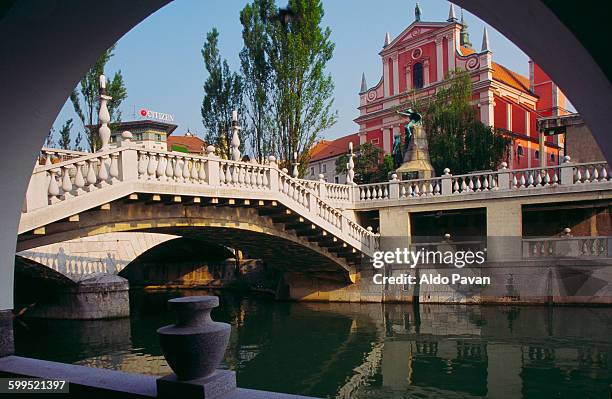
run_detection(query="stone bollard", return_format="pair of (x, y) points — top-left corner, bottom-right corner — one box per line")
(388, 173), (400, 199)
(559, 155), (574, 185)
(441, 168), (452, 195)
(497, 162), (510, 190)
(157, 296), (235, 398)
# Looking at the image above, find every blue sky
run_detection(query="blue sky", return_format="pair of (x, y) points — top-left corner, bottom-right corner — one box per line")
(52, 0), (538, 145)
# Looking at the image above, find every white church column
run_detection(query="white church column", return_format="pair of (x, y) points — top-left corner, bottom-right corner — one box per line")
(392, 55), (399, 95)
(435, 37), (443, 82)
(423, 59), (430, 87)
(383, 58), (390, 97)
(447, 34), (456, 72)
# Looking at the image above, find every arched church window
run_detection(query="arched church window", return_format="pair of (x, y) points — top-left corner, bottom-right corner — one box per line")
(412, 62), (424, 89)
(517, 145), (524, 157)
(534, 150), (540, 159)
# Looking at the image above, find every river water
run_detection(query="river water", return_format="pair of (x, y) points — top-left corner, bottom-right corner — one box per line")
(14, 289), (612, 398)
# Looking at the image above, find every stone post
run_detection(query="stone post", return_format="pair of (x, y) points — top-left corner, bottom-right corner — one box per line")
(118, 138), (139, 184)
(291, 151), (299, 178)
(230, 110), (241, 161)
(318, 174), (327, 199)
(23, 171), (49, 212)
(389, 173), (400, 199)
(205, 145), (220, 186)
(347, 142), (355, 185)
(268, 156), (279, 192)
(497, 162), (510, 190)
(441, 168), (452, 195)
(559, 155), (574, 185)
(98, 75), (112, 152)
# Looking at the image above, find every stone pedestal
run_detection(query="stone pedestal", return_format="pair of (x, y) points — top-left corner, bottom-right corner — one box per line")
(157, 370), (236, 398)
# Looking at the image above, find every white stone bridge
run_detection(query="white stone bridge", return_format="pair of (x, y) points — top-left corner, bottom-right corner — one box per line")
(19, 142), (612, 286)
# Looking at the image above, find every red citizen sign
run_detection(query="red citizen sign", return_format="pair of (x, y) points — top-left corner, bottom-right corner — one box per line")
(139, 108), (174, 122)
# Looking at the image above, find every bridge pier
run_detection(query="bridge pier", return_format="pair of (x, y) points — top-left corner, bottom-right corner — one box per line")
(21, 275), (130, 320)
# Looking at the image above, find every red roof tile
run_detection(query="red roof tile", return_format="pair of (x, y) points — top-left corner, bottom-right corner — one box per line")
(309, 133), (360, 162)
(167, 134), (206, 154)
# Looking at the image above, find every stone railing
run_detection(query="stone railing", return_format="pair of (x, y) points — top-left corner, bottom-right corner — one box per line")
(23, 145), (380, 255)
(295, 177), (353, 204)
(39, 147), (91, 166)
(522, 236), (610, 259)
(351, 159), (611, 204)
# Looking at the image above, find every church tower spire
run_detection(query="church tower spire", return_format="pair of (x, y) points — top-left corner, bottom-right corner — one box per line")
(360, 73), (368, 93)
(459, 9), (472, 48)
(447, 4), (457, 22)
(481, 27), (491, 52)
(383, 32), (390, 47)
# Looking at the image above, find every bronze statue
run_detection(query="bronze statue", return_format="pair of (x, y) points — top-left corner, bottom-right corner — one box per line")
(396, 108), (422, 154)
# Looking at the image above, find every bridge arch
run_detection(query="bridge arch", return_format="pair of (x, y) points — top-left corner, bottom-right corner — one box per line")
(18, 196), (361, 283)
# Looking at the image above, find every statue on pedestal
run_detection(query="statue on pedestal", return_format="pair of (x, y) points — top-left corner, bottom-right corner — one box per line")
(394, 107), (434, 179)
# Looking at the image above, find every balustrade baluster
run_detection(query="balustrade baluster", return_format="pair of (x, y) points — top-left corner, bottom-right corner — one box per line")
(60, 166), (72, 193)
(584, 167), (591, 183)
(198, 160), (207, 183)
(182, 157), (191, 181)
(157, 154), (167, 180)
(519, 174), (526, 188)
(98, 156), (109, 182)
(512, 175), (518, 188)
(166, 156), (175, 180)
(86, 159), (97, 185)
(174, 158), (183, 181)
(244, 166), (251, 186)
(225, 164), (232, 184)
(483, 176), (489, 190)
(138, 152), (148, 177)
(219, 164), (226, 184)
(147, 154), (157, 179)
(190, 158), (199, 181)
(74, 162), (85, 190)
(110, 153), (120, 181)
(575, 168), (582, 183)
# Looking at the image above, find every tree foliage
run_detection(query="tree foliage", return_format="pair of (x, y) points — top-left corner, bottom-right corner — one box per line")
(239, 0), (337, 174)
(335, 142), (394, 184)
(404, 70), (510, 175)
(201, 28), (245, 159)
(70, 45), (127, 152)
(58, 119), (73, 150)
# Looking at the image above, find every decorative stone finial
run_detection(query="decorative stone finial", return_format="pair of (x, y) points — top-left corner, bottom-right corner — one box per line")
(206, 145), (216, 157)
(443, 168), (451, 175)
(98, 74), (112, 151)
(360, 73), (368, 93)
(318, 173), (325, 181)
(347, 142), (355, 185)
(292, 152), (299, 178)
(367, 226), (373, 232)
(563, 155), (571, 163)
(447, 4), (457, 22)
(500, 161), (508, 170)
(481, 27), (491, 52)
(121, 131), (132, 142)
(230, 110), (241, 161)
(268, 155), (276, 164)
(391, 173), (398, 181)
(383, 32), (391, 47)
(444, 233), (451, 240)
(563, 227), (572, 236)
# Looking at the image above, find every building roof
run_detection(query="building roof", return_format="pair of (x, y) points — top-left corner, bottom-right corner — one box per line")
(167, 133), (206, 153)
(103, 119), (178, 135)
(459, 46), (532, 95)
(309, 133), (360, 162)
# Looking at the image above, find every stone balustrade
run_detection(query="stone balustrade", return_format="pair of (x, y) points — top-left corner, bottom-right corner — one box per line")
(522, 236), (610, 258)
(20, 146), (612, 258)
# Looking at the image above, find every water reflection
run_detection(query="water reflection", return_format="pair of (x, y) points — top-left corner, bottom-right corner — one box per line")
(14, 290), (612, 398)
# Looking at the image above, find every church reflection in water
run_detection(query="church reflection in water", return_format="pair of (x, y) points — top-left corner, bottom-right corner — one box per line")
(13, 290), (612, 399)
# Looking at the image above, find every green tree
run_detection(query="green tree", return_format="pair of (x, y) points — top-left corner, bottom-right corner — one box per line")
(335, 142), (393, 184)
(70, 45), (127, 152)
(240, 0), (336, 174)
(201, 28), (245, 159)
(240, 0), (275, 162)
(404, 70), (510, 175)
(58, 119), (73, 150)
